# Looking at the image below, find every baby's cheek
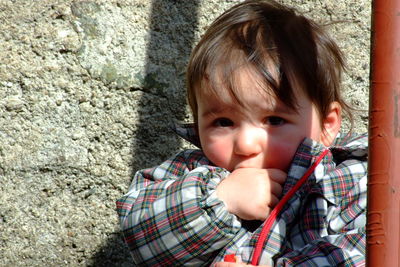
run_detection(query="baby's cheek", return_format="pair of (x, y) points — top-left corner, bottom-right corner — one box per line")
(203, 141), (232, 169)
(267, 143), (298, 171)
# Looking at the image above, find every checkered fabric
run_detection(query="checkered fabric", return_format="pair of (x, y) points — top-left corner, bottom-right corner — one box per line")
(116, 131), (367, 266)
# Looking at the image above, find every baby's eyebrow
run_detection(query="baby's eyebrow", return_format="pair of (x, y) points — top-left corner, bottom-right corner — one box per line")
(200, 101), (298, 118)
(200, 106), (233, 118)
(201, 105), (297, 119)
(245, 102), (298, 115)
(266, 105), (297, 114)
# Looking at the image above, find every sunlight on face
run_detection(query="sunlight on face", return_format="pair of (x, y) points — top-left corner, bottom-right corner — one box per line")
(197, 68), (324, 172)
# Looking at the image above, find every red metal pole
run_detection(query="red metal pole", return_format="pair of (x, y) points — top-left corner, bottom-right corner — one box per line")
(367, 0), (400, 266)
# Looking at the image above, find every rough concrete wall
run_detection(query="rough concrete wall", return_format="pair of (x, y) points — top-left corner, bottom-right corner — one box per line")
(0, 0), (370, 266)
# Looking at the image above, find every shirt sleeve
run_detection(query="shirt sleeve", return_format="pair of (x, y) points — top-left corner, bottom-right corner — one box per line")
(116, 149), (242, 266)
(275, 154), (367, 266)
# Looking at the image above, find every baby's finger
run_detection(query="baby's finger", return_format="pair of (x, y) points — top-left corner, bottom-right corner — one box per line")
(269, 179), (283, 197)
(269, 194), (280, 208)
(267, 169), (287, 184)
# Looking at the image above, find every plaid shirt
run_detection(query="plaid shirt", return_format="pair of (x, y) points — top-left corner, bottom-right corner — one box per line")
(117, 128), (367, 266)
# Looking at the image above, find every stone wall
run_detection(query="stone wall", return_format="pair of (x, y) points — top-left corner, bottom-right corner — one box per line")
(0, 0), (370, 266)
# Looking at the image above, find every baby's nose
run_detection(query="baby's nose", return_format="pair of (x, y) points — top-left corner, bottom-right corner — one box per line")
(233, 126), (264, 156)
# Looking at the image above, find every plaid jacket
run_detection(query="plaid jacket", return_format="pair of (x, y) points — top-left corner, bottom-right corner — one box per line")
(116, 131), (367, 266)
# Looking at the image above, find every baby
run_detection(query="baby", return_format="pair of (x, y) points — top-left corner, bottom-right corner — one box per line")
(117, 0), (368, 266)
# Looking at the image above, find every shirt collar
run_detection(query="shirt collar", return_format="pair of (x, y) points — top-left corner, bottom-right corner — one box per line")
(285, 133), (368, 205)
(170, 120), (202, 148)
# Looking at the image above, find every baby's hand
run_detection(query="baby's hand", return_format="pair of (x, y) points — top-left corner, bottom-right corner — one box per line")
(216, 168), (286, 221)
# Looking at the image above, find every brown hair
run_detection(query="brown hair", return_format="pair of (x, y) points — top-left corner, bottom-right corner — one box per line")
(186, 0), (352, 128)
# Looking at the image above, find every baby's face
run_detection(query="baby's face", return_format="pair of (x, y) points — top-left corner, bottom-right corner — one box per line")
(197, 69), (325, 172)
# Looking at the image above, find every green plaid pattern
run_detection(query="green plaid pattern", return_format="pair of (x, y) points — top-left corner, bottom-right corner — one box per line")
(117, 132), (367, 266)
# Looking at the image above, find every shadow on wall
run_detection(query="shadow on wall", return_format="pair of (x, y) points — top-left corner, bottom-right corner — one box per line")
(90, 234), (133, 267)
(89, 0), (201, 266)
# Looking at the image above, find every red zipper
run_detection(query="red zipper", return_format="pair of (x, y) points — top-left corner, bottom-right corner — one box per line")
(249, 148), (329, 265)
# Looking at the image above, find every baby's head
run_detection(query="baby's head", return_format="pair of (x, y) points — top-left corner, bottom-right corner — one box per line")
(186, 0), (350, 171)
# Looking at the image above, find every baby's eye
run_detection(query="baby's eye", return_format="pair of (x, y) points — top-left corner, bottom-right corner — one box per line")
(213, 118), (234, 127)
(264, 116), (286, 126)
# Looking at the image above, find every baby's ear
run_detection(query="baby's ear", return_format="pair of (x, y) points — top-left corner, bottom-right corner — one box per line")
(321, 102), (342, 146)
